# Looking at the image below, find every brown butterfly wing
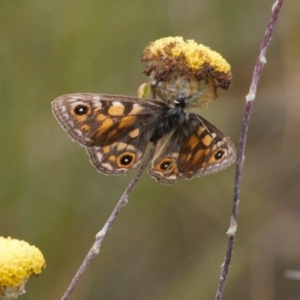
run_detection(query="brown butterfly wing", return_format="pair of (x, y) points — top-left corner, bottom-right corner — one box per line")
(149, 114), (236, 184)
(51, 93), (165, 146)
(51, 93), (166, 174)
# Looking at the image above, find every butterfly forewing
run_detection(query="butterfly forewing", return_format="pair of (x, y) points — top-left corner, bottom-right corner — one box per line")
(179, 116), (236, 177)
(52, 93), (166, 146)
(52, 93), (166, 175)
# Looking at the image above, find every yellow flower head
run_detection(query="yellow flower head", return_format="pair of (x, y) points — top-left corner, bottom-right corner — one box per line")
(141, 37), (232, 106)
(0, 237), (46, 299)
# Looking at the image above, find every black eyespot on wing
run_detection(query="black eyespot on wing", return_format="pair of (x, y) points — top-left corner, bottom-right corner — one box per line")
(160, 161), (171, 170)
(214, 150), (225, 160)
(120, 155), (133, 165)
(117, 152), (136, 168)
(74, 105), (89, 115)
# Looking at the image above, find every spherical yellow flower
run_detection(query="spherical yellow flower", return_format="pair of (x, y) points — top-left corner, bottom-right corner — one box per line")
(0, 237), (46, 300)
(141, 37), (232, 106)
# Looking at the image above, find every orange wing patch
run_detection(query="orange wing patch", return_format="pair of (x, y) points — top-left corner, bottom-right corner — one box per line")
(129, 128), (140, 138)
(81, 124), (90, 131)
(118, 116), (137, 128)
(96, 118), (114, 136)
(187, 134), (199, 150)
(102, 146), (110, 154)
(108, 102), (125, 116)
(202, 134), (214, 147)
(97, 114), (107, 121)
(192, 149), (205, 163)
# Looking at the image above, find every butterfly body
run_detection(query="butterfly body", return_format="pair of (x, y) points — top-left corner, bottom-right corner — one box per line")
(52, 93), (235, 184)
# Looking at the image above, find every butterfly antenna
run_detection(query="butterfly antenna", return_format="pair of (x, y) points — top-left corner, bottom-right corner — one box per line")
(150, 83), (174, 105)
(190, 106), (214, 137)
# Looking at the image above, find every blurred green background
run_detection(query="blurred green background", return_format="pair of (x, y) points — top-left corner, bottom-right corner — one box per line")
(1, 1), (300, 299)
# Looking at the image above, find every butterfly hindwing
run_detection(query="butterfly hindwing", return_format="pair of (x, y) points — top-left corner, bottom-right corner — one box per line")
(87, 139), (147, 175)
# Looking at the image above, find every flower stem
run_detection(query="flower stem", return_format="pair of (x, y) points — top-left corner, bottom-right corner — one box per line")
(61, 147), (155, 300)
(214, 1), (284, 299)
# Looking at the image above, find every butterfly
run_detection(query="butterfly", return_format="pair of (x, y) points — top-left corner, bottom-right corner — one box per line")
(51, 92), (235, 184)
